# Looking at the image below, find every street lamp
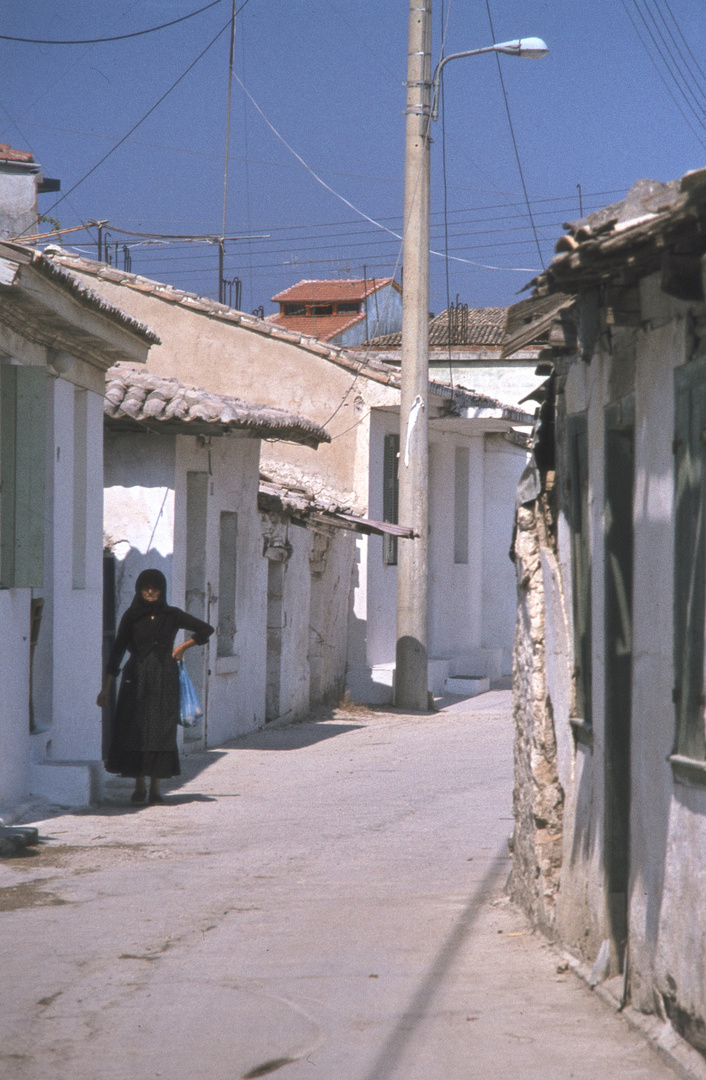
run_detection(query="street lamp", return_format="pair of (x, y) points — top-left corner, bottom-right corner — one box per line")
(395, 1), (548, 712)
(431, 38), (549, 120)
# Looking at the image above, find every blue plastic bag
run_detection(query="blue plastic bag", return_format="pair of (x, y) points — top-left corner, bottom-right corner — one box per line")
(178, 661), (203, 727)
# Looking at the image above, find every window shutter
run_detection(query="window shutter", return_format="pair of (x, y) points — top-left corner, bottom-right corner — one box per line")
(567, 413), (592, 724)
(673, 372), (706, 759)
(383, 433), (400, 565)
(1, 365), (46, 588)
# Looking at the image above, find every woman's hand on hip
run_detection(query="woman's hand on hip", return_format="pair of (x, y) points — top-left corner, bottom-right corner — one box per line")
(173, 638), (195, 662)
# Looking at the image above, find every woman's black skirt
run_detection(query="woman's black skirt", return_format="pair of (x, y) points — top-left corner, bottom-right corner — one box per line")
(106, 651), (181, 779)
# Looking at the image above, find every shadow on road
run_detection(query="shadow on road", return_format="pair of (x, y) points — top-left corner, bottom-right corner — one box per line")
(361, 841), (510, 1080)
(230, 722), (365, 752)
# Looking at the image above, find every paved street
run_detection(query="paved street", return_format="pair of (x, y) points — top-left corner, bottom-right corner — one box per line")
(0, 691), (679, 1080)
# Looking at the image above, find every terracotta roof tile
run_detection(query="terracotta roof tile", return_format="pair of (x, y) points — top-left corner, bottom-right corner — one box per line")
(104, 366), (330, 446)
(271, 277), (397, 303)
(367, 306), (508, 347)
(0, 144), (34, 164)
(267, 310), (366, 342)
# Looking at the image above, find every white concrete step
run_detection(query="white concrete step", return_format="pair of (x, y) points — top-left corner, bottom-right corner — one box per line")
(444, 675), (490, 697)
(29, 761), (104, 808)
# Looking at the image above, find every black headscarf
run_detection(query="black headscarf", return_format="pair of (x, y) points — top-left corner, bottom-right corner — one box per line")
(126, 568), (168, 624)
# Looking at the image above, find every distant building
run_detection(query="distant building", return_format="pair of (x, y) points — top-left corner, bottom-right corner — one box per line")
(362, 299), (546, 407)
(0, 144), (60, 240)
(268, 277), (402, 346)
(47, 252), (533, 703)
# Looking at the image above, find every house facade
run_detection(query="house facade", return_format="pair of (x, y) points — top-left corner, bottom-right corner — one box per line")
(360, 300), (545, 407)
(268, 276), (402, 346)
(509, 169), (706, 1055)
(0, 143), (60, 241)
(0, 242), (156, 811)
(44, 251), (532, 702)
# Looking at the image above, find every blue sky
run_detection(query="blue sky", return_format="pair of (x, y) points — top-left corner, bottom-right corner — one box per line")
(1, 1), (705, 317)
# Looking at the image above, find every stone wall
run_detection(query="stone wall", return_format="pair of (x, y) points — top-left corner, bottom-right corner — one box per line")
(509, 493), (565, 934)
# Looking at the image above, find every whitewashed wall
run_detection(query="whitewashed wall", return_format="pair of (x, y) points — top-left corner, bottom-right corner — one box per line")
(347, 408), (520, 703)
(482, 433), (529, 677)
(104, 429), (268, 749)
(0, 354), (107, 810)
(536, 274), (706, 1043)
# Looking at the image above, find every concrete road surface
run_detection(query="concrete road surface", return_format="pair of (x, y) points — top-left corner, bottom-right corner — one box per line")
(0, 692), (682, 1079)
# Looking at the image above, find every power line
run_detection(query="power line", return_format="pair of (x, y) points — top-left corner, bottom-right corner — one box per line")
(621, 0), (706, 148)
(638, 0), (706, 121)
(484, 0), (545, 269)
(0, 0), (225, 45)
(649, 0), (706, 99)
(27, 19), (234, 228)
(661, 0), (706, 90)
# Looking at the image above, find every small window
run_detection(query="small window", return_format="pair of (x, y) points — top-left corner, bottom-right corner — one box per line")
(382, 433), (400, 565)
(283, 303), (306, 316)
(217, 511), (237, 657)
(337, 301), (360, 314)
(311, 304), (333, 316)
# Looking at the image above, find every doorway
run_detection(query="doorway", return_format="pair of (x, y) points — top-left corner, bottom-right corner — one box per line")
(603, 397), (634, 974)
(266, 559), (284, 721)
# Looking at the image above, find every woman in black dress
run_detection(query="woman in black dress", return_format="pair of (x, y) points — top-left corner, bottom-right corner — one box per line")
(97, 569), (214, 804)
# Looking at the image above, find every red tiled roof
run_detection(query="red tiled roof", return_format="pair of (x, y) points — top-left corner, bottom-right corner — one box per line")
(0, 144), (34, 164)
(268, 310), (366, 343)
(271, 277), (397, 303)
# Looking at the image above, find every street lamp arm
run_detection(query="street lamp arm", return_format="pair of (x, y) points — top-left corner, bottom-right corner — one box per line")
(430, 37), (548, 120)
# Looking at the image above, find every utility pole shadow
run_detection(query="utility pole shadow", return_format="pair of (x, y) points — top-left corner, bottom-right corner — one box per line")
(361, 842), (509, 1080)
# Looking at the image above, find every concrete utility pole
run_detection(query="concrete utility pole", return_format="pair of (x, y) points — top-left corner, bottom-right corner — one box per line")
(395, 0), (432, 711)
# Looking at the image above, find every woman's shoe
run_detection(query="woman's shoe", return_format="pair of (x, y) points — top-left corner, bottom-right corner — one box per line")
(131, 789), (147, 803)
(148, 791), (164, 804)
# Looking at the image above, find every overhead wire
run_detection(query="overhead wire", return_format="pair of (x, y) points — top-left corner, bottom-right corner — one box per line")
(15, 0), (256, 236)
(231, 68), (538, 272)
(637, 0), (706, 123)
(0, 0), (226, 45)
(484, 0), (545, 269)
(621, 0), (706, 148)
(648, 0), (706, 99)
(21, 19), (232, 232)
(661, 0), (706, 89)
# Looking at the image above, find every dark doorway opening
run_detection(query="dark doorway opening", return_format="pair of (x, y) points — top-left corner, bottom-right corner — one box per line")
(604, 398), (634, 976)
(102, 549), (117, 757)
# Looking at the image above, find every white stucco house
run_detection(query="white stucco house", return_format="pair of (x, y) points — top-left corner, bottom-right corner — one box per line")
(102, 366), (334, 748)
(509, 169), (706, 1059)
(359, 300), (547, 407)
(0, 242), (157, 813)
(268, 276), (402, 347)
(44, 251), (534, 702)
